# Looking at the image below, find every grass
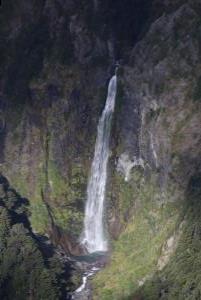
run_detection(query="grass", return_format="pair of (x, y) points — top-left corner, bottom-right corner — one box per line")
(93, 173), (181, 300)
(140, 202), (201, 299)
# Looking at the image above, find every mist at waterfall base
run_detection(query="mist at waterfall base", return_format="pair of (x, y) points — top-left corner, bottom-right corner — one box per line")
(80, 75), (117, 254)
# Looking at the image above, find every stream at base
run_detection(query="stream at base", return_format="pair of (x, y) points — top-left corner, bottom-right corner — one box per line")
(71, 252), (108, 300)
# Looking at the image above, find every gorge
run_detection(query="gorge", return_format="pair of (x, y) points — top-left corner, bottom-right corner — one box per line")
(0, 0), (201, 300)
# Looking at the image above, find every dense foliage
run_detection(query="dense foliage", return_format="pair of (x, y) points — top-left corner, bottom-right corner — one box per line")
(0, 174), (69, 300)
(139, 174), (201, 300)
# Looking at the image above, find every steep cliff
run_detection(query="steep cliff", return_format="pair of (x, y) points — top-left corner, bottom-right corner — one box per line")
(1, 0), (201, 299)
(0, 0), (153, 249)
(94, 1), (201, 299)
(0, 0), (111, 246)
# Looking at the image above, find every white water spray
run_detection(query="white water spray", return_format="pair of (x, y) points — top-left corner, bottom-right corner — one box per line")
(81, 75), (117, 253)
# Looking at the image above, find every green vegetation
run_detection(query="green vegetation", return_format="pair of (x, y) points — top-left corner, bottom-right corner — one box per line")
(29, 164), (49, 234)
(30, 199), (50, 233)
(93, 172), (181, 300)
(0, 174), (69, 300)
(48, 161), (85, 237)
(137, 174), (201, 300)
(29, 159), (86, 237)
(109, 172), (138, 225)
(94, 171), (201, 300)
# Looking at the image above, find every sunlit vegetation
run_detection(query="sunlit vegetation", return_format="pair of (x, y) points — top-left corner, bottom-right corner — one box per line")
(93, 172), (182, 299)
(138, 174), (201, 300)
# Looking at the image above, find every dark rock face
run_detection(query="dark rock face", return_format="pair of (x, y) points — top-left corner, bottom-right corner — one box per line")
(130, 1), (201, 180)
(107, 0), (201, 227)
(0, 0), (159, 246)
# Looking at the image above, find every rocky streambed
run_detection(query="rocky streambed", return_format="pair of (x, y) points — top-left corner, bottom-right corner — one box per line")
(71, 252), (108, 300)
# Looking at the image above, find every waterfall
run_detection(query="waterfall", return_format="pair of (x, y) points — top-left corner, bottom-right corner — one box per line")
(81, 75), (117, 253)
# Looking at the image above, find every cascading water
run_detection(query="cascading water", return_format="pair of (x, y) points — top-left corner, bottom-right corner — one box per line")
(81, 74), (117, 253)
